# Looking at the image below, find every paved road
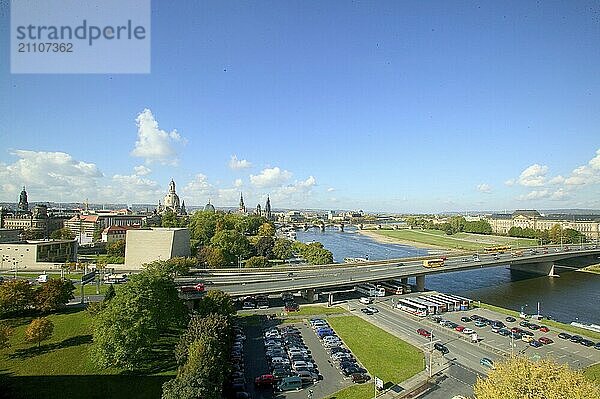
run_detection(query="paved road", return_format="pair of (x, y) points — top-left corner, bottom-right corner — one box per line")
(187, 247), (600, 296)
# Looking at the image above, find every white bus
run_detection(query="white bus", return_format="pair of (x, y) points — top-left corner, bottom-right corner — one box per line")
(392, 279), (412, 293)
(407, 298), (440, 315)
(396, 298), (427, 317)
(434, 294), (461, 310)
(418, 296), (448, 313)
(424, 296), (451, 312)
(355, 283), (385, 297)
(379, 281), (404, 295)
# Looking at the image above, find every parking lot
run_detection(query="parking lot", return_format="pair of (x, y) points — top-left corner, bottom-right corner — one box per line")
(240, 316), (352, 399)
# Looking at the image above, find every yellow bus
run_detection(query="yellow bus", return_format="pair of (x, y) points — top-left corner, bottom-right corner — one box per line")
(423, 259), (445, 268)
(483, 245), (511, 253)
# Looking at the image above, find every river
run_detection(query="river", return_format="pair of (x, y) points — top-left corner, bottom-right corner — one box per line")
(296, 227), (600, 325)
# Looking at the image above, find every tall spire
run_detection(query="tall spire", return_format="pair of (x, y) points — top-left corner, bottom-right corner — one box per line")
(239, 192), (246, 213)
(265, 195), (272, 220)
(169, 179), (176, 193)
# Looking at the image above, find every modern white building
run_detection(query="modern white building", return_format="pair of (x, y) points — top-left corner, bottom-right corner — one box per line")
(0, 239), (78, 271)
(124, 228), (191, 270)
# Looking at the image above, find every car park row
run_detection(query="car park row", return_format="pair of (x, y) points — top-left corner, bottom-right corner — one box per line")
(309, 318), (371, 384)
(226, 325), (251, 399)
(255, 324), (320, 392)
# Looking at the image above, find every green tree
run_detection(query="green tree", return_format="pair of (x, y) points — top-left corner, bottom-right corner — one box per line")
(107, 239), (126, 257)
(0, 323), (13, 349)
(0, 279), (35, 315)
(563, 228), (586, 244)
(198, 246), (227, 268)
(196, 290), (235, 319)
(257, 222), (275, 237)
(189, 211), (221, 245)
(174, 314), (232, 365)
(104, 284), (116, 302)
(548, 224), (563, 243)
(210, 230), (252, 265)
(143, 257), (195, 277)
(474, 356), (599, 399)
(273, 238), (293, 260)
(93, 227), (103, 242)
(35, 278), (75, 312)
(245, 256), (269, 268)
(25, 317), (54, 348)
(161, 210), (187, 228)
(255, 236), (275, 259)
(50, 227), (75, 240)
(296, 241), (333, 265)
(91, 270), (188, 369)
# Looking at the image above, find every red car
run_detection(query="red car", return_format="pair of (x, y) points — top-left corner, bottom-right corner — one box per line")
(538, 337), (554, 345)
(455, 325), (465, 332)
(417, 328), (431, 338)
(254, 374), (275, 388)
(539, 326), (549, 333)
(179, 283), (205, 293)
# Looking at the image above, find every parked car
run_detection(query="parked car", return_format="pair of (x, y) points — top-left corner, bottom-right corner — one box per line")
(580, 339), (595, 347)
(455, 325), (465, 332)
(474, 320), (487, 327)
(538, 337), (553, 345)
(529, 340), (543, 348)
(461, 316), (472, 323)
(539, 326), (549, 333)
(463, 328), (475, 335)
(351, 373), (371, 383)
(254, 374), (275, 388)
(558, 332), (572, 340)
(570, 335), (583, 343)
(505, 316), (516, 322)
(522, 335), (534, 343)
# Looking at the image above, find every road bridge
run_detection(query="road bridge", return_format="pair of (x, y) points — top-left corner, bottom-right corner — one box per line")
(184, 246), (600, 298)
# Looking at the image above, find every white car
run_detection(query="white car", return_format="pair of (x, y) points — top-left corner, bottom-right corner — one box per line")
(366, 306), (378, 313)
(292, 360), (314, 370)
(359, 297), (373, 305)
(463, 328), (474, 334)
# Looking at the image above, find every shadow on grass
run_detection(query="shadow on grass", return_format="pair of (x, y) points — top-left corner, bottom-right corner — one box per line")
(8, 335), (93, 359)
(0, 374), (171, 399)
(120, 330), (180, 375)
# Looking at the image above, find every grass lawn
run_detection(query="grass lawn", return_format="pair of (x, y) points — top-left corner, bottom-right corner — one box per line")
(0, 308), (175, 399)
(476, 303), (600, 341)
(374, 229), (537, 251)
(325, 382), (374, 399)
(584, 363), (600, 384)
(327, 316), (423, 385)
(293, 305), (347, 316)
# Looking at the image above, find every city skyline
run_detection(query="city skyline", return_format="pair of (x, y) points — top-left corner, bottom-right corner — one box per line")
(1, 2), (600, 212)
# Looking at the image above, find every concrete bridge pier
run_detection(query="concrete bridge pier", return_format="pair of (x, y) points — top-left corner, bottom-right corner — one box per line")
(416, 275), (425, 292)
(339, 223), (344, 232)
(303, 288), (316, 303)
(400, 277), (408, 285)
(510, 261), (558, 277)
(328, 293), (334, 307)
(319, 223), (325, 232)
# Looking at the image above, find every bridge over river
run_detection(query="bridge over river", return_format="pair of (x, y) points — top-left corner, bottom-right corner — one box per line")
(178, 245), (600, 298)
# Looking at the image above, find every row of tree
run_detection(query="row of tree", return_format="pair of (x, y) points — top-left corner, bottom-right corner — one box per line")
(405, 216), (493, 235)
(0, 316), (56, 350)
(508, 224), (587, 244)
(0, 278), (75, 316)
(162, 291), (235, 399)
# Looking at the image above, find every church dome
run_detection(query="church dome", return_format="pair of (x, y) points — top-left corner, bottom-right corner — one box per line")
(161, 179), (181, 213)
(204, 201), (215, 213)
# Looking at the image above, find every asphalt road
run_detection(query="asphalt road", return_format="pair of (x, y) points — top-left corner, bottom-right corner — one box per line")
(189, 247), (600, 296)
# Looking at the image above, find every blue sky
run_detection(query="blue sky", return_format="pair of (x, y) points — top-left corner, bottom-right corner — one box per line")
(1, 1), (599, 212)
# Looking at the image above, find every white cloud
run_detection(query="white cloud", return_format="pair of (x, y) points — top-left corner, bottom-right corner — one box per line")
(182, 174), (215, 201)
(133, 165), (152, 176)
(518, 189), (550, 201)
(228, 155), (252, 170)
(327, 187), (335, 192)
(107, 173), (162, 203)
(550, 188), (569, 201)
(234, 178), (243, 188)
(131, 109), (183, 165)
(548, 175), (565, 185)
(564, 150), (600, 186)
(476, 183), (492, 193)
(250, 167), (292, 188)
(271, 176), (317, 205)
(504, 179), (515, 186)
(0, 150), (103, 201)
(516, 164), (548, 187)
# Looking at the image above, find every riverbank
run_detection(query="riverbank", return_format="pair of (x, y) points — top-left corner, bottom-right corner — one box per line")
(579, 264), (600, 275)
(358, 229), (451, 251)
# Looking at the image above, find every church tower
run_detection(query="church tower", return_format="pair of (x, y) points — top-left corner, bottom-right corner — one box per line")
(18, 186), (28, 213)
(238, 192), (246, 214)
(256, 203), (262, 216)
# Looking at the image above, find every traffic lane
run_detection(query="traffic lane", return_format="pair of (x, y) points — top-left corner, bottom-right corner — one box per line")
(243, 319), (273, 399)
(422, 364), (477, 399)
(355, 298), (500, 374)
(441, 308), (600, 369)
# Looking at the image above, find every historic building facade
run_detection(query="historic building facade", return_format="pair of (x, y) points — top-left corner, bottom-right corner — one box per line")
(157, 179), (186, 215)
(487, 210), (600, 240)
